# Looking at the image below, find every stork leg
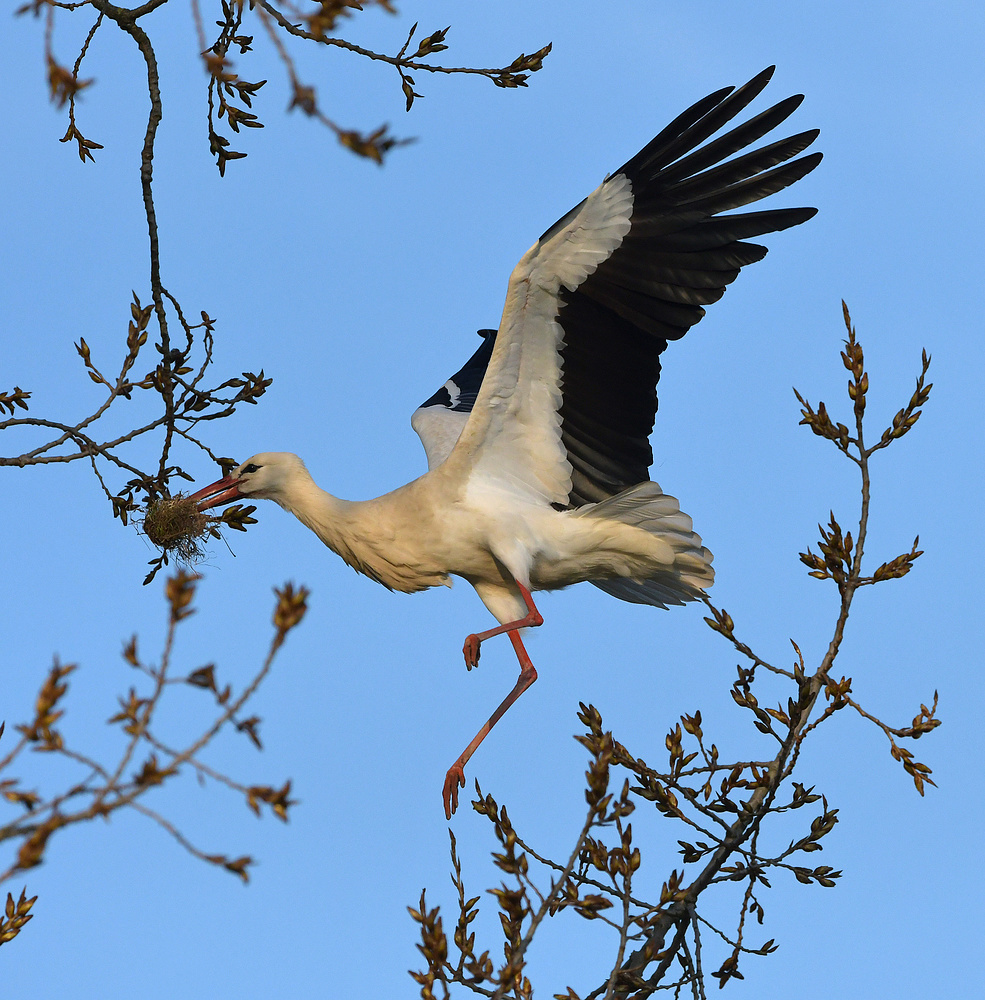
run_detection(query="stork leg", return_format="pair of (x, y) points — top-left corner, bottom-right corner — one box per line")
(444, 584), (542, 819)
(462, 581), (544, 670)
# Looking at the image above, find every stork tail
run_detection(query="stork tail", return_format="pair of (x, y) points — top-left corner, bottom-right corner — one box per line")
(578, 482), (714, 607)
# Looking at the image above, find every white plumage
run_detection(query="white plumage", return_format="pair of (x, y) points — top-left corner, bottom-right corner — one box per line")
(190, 68), (820, 817)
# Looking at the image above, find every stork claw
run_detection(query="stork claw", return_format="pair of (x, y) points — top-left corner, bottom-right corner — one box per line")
(443, 763), (466, 819)
(463, 634), (481, 671)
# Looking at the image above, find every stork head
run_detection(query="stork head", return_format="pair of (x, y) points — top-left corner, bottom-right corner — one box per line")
(189, 452), (311, 510)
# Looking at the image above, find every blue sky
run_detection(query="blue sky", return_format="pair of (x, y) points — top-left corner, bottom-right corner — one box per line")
(1, 1), (982, 995)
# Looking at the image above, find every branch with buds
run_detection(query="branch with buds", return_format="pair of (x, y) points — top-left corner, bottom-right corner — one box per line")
(0, 573), (310, 933)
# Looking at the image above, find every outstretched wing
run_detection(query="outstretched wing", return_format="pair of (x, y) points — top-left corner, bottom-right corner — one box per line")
(442, 66), (820, 506)
(412, 329), (497, 469)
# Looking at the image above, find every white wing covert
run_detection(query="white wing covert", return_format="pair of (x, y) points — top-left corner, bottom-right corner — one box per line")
(449, 175), (636, 505)
(411, 330), (496, 470)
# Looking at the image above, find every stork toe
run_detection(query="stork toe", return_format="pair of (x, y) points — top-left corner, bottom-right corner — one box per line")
(463, 634), (481, 670)
(443, 764), (466, 819)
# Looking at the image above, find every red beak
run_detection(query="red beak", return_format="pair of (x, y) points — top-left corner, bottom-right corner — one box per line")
(187, 475), (243, 510)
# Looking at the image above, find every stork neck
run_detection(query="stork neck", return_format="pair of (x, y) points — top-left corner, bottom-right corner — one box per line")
(275, 476), (355, 559)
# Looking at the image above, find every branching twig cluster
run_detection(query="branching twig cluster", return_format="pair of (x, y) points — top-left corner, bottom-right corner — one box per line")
(0, 571), (310, 941)
(25, 0), (551, 172)
(253, 0), (550, 162)
(409, 306), (939, 998)
(0, 287), (268, 581)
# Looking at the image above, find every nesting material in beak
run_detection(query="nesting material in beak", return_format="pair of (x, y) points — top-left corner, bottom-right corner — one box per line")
(141, 495), (211, 560)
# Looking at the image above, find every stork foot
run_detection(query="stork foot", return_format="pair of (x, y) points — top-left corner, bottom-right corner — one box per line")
(463, 634), (481, 670)
(443, 764), (466, 819)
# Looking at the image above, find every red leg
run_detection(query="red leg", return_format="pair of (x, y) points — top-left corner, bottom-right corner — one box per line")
(444, 585), (543, 820)
(462, 582), (543, 670)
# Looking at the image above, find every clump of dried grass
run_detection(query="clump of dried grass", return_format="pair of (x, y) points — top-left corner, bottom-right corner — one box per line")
(142, 496), (211, 561)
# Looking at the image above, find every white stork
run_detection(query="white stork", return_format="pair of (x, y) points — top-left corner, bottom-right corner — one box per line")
(190, 67), (821, 818)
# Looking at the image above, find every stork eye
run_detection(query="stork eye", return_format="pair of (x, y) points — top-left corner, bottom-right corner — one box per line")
(243, 463), (260, 474)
